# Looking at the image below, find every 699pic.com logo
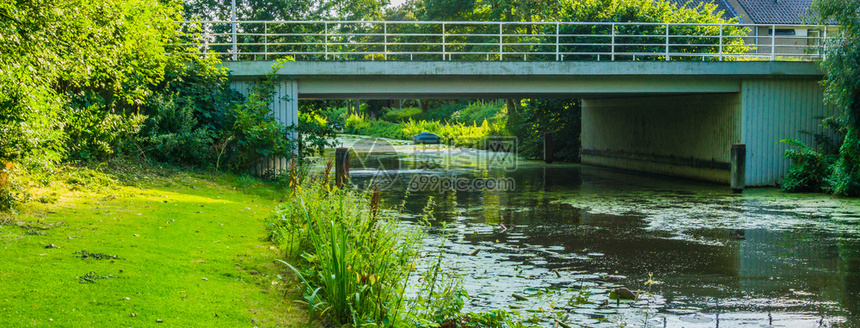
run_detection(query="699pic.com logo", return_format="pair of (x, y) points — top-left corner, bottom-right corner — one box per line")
(348, 138), (401, 191)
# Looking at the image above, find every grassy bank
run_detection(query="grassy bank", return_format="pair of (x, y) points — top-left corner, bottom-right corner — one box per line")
(0, 163), (306, 326)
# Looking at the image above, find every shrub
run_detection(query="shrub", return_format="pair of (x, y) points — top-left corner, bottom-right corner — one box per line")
(450, 100), (506, 126)
(780, 138), (835, 193)
(383, 107), (423, 122)
(136, 93), (217, 165)
(344, 114), (410, 140)
(826, 128), (860, 196)
(228, 79), (297, 172)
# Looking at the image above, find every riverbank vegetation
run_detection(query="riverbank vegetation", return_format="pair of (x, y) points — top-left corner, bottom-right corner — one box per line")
(780, 0), (860, 196)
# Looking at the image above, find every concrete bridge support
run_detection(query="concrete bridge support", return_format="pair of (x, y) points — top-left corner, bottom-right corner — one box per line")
(581, 77), (830, 186)
(229, 78), (299, 175)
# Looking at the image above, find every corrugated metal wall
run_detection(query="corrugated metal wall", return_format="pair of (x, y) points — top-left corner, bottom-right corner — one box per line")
(229, 79), (299, 175)
(741, 78), (830, 186)
(582, 94), (741, 183)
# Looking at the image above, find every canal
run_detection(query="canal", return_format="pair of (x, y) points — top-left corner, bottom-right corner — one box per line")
(343, 137), (860, 327)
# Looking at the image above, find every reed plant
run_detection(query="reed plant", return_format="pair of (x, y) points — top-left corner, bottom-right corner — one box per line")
(268, 179), (424, 326)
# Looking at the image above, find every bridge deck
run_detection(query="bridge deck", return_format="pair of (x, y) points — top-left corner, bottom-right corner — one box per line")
(223, 61), (822, 99)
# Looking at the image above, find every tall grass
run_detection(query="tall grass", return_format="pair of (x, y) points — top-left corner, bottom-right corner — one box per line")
(267, 180), (423, 326)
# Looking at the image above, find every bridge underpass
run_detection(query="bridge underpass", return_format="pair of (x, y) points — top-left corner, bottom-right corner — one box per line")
(223, 60), (827, 187)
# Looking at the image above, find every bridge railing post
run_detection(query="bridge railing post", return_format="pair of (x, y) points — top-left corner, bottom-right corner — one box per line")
(555, 23), (560, 61)
(771, 24), (776, 61)
(384, 22), (388, 61)
(665, 24), (670, 61)
(719, 24), (724, 61)
(822, 26), (827, 61)
(442, 22), (446, 61)
(231, 0), (237, 61)
(499, 23), (503, 61)
(611, 23), (615, 61)
(264, 22), (267, 60)
(325, 22), (329, 60)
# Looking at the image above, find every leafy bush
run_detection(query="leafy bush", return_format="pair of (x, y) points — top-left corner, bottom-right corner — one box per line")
(402, 119), (507, 148)
(228, 78), (297, 172)
(383, 107), (423, 122)
(780, 138), (835, 193)
(64, 98), (147, 161)
(136, 93), (218, 165)
(0, 162), (28, 213)
(345, 114), (410, 139)
(319, 106), (349, 130)
(298, 111), (337, 160)
(450, 101), (506, 126)
(826, 128), (860, 196)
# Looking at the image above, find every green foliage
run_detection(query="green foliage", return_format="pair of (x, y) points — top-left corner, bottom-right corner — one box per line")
(826, 128), (860, 196)
(0, 163), (28, 213)
(136, 93), (219, 164)
(795, 0), (860, 196)
(383, 107), (424, 122)
(64, 100), (147, 160)
(269, 181), (423, 326)
(780, 138), (836, 193)
(229, 78), (296, 171)
(402, 118), (507, 148)
(403, 227), (468, 328)
(813, 0), (860, 128)
(0, 0), (183, 168)
(450, 101), (506, 125)
(507, 99), (581, 161)
(346, 114), (411, 140)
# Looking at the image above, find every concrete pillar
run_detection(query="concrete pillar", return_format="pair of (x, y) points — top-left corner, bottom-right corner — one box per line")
(731, 144), (745, 193)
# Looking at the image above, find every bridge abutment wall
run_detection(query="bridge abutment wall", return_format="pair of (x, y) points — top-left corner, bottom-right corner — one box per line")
(582, 94), (741, 184)
(582, 78), (830, 186)
(739, 78), (830, 186)
(229, 78), (299, 176)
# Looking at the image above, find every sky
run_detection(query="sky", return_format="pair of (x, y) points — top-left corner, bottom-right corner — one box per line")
(388, 0), (408, 8)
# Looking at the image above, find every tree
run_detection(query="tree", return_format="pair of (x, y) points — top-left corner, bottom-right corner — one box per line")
(811, 0), (860, 195)
(0, 0), (183, 168)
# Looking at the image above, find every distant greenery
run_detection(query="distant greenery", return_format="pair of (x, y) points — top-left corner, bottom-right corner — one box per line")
(781, 0), (860, 196)
(345, 112), (507, 148)
(508, 99), (582, 162)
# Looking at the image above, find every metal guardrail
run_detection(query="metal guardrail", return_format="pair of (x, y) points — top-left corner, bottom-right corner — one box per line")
(178, 20), (833, 62)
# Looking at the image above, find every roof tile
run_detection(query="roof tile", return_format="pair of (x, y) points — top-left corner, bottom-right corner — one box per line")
(735, 0), (814, 24)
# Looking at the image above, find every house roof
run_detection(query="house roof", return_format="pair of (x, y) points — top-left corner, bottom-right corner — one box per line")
(734, 0), (814, 24)
(667, 0), (740, 20)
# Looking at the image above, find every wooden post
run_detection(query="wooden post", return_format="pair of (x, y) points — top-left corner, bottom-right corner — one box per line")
(336, 147), (349, 189)
(731, 144), (745, 193)
(544, 132), (553, 164)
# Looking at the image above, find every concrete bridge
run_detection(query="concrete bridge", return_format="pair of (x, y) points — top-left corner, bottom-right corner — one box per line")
(223, 60), (827, 187)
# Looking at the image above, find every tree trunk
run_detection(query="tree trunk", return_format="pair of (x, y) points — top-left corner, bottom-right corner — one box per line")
(506, 98), (519, 115)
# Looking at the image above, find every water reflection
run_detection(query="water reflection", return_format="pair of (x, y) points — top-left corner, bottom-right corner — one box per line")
(343, 141), (860, 327)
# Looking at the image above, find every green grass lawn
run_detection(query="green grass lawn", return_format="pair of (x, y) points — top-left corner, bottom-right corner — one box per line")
(0, 167), (306, 327)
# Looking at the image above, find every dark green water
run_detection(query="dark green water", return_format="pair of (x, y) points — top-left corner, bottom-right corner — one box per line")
(345, 139), (860, 327)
